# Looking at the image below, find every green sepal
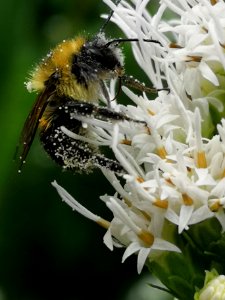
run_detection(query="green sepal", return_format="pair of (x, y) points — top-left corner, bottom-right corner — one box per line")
(187, 217), (222, 249)
(186, 218), (225, 273)
(146, 251), (204, 300)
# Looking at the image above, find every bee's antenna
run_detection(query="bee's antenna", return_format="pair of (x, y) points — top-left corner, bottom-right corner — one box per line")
(99, 1), (162, 48)
(99, 0), (122, 33)
(104, 38), (162, 48)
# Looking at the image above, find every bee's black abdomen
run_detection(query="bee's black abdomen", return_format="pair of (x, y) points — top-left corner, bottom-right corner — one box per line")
(40, 125), (124, 173)
(40, 99), (125, 173)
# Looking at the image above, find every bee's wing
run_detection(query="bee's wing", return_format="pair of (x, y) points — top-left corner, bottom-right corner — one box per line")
(16, 85), (55, 171)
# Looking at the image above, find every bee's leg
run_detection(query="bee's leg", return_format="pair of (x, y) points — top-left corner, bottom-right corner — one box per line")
(111, 76), (122, 101)
(100, 80), (111, 108)
(65, 99), (145, 124)
(120, 74), (170, 93)
(40, 98), (146, 173)
(93, 153), (124, 173)
(40, 122), (124, 173)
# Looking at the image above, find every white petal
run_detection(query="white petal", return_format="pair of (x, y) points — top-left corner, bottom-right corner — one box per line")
(122, 242), (141, 263)
(178, 205), (194, 233)
(155, 114), (179, 130)
(103, 228), (114, 251)
(183, 68), (202, 97)
(52, 181), (100, 222)
(195, 168), (216, 186)
(210, 152), (224, 178)
(210, 178), (225, 198)
(186, 186), (209, 203)
(106, 198), (140, 234)
(165, 208), (179, 226)
(186, 33), (208, 49)
(152, 238), (181, 253)
(137, 247), (151, 274)
(199, 61), (219, 86)
(188, 206), (214, 225)
(215, 210), (225, 232)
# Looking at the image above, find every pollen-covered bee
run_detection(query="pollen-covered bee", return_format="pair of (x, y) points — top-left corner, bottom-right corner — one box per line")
(17, 1), (162, 173)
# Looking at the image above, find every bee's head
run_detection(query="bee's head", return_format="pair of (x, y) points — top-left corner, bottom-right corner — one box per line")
(84, 33), (124, 73)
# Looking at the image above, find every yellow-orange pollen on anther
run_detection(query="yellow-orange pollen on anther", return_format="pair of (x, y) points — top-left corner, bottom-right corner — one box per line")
(97, 218), (111, 230)
(220, 42), (225, 50)
(120, 139), (132, 145)
(165, 178), (174, 186)
(182, 193), (193, 206)
(157, 146), (167, 159)
(136, 176), (145, 183)
(138, 229), (154, 247)
(196, 151), (207, 168)
(210, 0), (218, 5)
(221, 168), (225, 178)
(186, 55), (202, 63)
(209, 200), (221, 212)
(153, 198), (169, 209)
(169, 43), (183, 49)
(147, 108), (155, 116)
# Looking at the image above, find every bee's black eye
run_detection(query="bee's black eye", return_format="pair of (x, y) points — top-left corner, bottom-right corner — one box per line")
(84, 43), (122, 70)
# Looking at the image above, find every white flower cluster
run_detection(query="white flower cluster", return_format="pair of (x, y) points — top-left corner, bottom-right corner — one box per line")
(197, 273), (225, 300)
(53, 0), (225, 273)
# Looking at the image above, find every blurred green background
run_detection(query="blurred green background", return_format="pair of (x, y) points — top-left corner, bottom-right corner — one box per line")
(0, 0), (172, 299)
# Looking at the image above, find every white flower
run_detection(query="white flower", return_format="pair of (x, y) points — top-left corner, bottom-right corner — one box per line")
(199, 275), (225, 300)
(52, 0), (225, 273)
(195, 270), (225, 300)
(104, 195), (180, 273)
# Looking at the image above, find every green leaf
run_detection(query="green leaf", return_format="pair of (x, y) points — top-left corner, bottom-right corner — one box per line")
(147, 251), (205, 300)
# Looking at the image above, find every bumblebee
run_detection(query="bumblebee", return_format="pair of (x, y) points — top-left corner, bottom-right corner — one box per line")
(17, 2), (162, 173)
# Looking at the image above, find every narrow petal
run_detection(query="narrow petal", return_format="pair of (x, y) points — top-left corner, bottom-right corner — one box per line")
(152, 238), (181, 253)
(122, 242), (141, 263)
(137, 247), (151, 274)
(103, 229), (114, 251)
(179, 205), (194, 233)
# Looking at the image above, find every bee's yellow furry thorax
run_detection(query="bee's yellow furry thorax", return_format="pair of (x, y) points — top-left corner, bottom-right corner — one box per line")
(27, 37), (99, 101)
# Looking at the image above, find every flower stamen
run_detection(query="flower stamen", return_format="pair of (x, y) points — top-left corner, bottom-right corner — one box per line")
(197, 151), (207, 168)
(210, 0), (218, 5)
(97, 218), (111, 229)
(186, 55), (202, 63)
(153, 198), (169, 209)
(209, 200), (222, 212)
(136, 177), (144, 183)
(156, 146), (167, 159)
(120, 138), (132, 145)
(147, 108), (155, 116)
(138, 230), (155, 247)
(221, 168), (225, 178)
(169, 42), (183, 49)
(182, 193), (194, 206)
